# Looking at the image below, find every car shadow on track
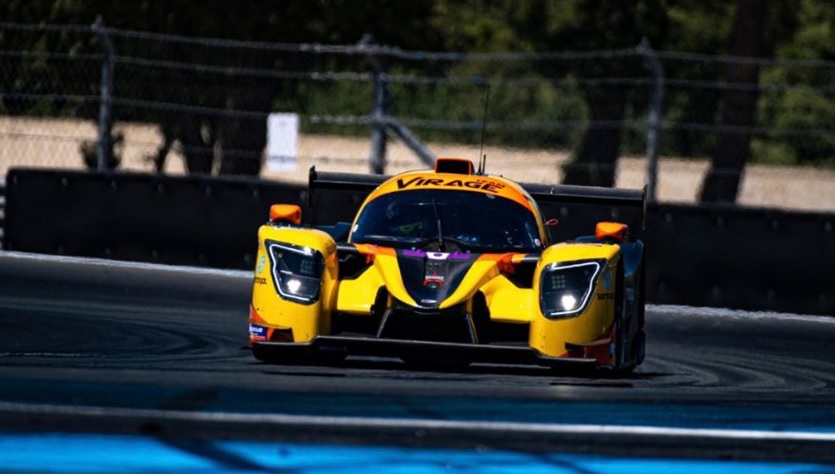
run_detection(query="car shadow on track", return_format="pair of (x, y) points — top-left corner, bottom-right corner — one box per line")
(248, 353), (663, 383)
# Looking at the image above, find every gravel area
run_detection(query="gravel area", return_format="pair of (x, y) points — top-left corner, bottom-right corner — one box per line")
(2, 117), (833, 212)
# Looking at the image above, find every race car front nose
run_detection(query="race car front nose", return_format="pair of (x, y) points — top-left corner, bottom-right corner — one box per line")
(378, 299), (475, 343)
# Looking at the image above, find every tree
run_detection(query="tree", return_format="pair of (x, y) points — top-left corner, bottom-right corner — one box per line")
(430, 0), (671, 187)
(661, 2), (734, 158)
(758, 0), (835, 167)
(1, 0), (443, 176)
(109, 0), (442, 176)
(699, 0), (768, 203)
(552, 1), (668, 187)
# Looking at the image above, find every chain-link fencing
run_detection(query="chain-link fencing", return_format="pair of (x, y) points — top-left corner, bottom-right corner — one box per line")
(1, 22), (834, 210)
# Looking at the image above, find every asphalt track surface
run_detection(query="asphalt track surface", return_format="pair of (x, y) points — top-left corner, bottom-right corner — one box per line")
(1, 252), (835, 470)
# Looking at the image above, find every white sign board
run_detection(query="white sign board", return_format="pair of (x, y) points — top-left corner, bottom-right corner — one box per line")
(266, 113), (299, 171)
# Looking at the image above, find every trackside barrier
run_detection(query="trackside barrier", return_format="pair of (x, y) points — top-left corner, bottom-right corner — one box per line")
(4, 168), (834, 315)
(645, 204), (835, 316)
(3, 169), (305, 269)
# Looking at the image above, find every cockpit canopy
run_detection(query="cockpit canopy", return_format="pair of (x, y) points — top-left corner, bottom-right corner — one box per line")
(349, 189), (544, 253)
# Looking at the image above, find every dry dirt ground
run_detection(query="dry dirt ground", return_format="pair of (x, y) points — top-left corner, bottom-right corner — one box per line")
(2, 117), (834, 212)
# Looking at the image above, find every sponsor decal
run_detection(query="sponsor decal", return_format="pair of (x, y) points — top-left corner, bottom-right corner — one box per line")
(423, 274), (445, 286)
(395, 176), (506, 194)
(254, 276), (267, 285)
(424, 255), (447, 286)
(249, 323), (267, 341)
(597, 292), (615, 301)
(256, 254), (267, 274)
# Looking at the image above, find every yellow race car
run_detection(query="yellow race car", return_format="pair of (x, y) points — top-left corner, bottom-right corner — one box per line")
(248, 158), (646, 373)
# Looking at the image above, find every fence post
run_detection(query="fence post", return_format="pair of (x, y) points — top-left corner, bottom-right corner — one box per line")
(386, 119), (435, 166)
(360, 36), (390, 175)
(93, 17), (115, 172)
(638, 38), (664, 203)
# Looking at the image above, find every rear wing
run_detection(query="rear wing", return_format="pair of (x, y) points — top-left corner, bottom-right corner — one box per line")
(523, 183), (646, 240)
(307, 168), (387, 226)
(307, 167), (646, 240)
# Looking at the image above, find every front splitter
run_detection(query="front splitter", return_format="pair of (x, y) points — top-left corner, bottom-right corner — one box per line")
(252, 335), (599, 370)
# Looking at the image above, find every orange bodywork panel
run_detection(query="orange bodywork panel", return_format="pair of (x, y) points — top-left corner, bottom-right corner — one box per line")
(595, 222), (629, 243)
(269, 204), (302, 225)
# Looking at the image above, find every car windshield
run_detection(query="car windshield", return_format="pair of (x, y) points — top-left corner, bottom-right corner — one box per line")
(350, 189), (543, 252)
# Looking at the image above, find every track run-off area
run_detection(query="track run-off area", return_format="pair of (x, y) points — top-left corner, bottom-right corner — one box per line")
(1, 252), (835, 472)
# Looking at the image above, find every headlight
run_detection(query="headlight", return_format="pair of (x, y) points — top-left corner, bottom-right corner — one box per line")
(266, 241), (324, 304)
(539, 259), (605, 319)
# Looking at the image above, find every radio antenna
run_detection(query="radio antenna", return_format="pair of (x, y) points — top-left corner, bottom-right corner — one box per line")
(477, 84), (490, 175)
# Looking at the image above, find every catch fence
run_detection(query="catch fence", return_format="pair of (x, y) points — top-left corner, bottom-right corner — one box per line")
(2, 22), (835, 210)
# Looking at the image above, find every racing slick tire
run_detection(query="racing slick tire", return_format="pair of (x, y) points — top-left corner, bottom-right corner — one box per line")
(610, 259), (646, 375)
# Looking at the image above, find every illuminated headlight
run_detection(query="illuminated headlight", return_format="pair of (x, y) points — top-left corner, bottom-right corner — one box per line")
(286, 278), (303, 294)
(560, 294), (579, 311)
(539, 259), (605, 319)
(266, 241), (324, 304)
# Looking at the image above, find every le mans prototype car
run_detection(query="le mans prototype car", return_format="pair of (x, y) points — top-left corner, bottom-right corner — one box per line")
(248, 158), (646, 373)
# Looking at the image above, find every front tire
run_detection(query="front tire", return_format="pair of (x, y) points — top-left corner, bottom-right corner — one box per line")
(611, 258), (646, 375)
(606, 261), (632, 375)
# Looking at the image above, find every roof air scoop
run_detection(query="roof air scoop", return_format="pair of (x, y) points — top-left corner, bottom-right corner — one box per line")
(434, 157), (474, 175)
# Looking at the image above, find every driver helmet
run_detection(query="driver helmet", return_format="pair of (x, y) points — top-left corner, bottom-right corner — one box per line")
(386, 201), (427, 236)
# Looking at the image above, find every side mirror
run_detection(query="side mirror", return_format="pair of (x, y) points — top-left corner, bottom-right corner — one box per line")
(595, 222), (629, 243)
(269, 204), (302, 226)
